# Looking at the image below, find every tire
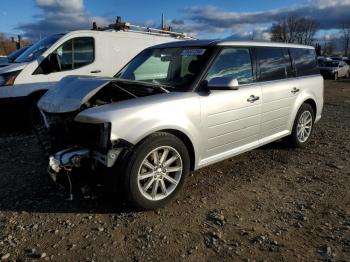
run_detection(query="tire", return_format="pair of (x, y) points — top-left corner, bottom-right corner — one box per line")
(123, 132), (190, 210)
(285, 103), (315, 148)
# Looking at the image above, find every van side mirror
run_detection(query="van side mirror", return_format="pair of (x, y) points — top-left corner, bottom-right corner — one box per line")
(207, 77), (239, 90)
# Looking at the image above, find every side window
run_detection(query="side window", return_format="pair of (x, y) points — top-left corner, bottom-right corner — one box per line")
(206, 48), (253, 85)
(256, 47), (289, 81)
(56, 39), (73, 71)
(180, 56), (198, 77)
(54, 37), (94, 72)
(73, 37), (94, 68)
(290, 48), (319, 77)
(282, 49), (294, 77)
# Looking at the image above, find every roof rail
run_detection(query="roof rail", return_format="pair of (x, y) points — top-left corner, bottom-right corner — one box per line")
(92, 16), (194, 39)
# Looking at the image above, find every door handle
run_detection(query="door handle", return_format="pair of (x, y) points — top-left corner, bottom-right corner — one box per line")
(291, 87), (300, 94)
(90, 70), (101, 73)
(247, 95), (260, 103)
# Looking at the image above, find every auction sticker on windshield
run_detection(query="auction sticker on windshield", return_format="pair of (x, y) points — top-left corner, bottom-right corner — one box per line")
(181, 49), (206, 56)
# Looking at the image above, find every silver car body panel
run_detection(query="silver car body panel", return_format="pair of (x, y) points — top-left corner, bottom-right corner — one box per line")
(40, 40), (324, 171)
(72, 74), (323, 170)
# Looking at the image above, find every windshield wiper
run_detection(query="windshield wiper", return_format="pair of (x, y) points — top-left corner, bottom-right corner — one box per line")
(115, 79), (170, 93)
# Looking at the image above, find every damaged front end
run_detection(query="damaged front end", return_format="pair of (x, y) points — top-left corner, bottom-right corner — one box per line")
(44, 120), (133, 199)
(37, 76), (165, 198)
(47, 143), (126, 200)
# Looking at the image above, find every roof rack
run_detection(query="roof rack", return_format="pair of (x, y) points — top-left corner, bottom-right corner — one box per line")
(92, 16), (194, 39)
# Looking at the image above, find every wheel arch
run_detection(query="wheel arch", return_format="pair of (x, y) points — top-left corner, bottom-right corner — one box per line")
(289, 97), (318, 131)
(303, 98), (317, 118)
(133, 129), (196, 171)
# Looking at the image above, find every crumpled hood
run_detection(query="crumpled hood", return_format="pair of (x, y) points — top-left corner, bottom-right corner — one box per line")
(0, 62), (27, 73)
(38, 75), (114, 113)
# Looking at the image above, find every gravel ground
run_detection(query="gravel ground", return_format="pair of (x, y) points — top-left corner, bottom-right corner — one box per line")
(0, 80), (349, 262)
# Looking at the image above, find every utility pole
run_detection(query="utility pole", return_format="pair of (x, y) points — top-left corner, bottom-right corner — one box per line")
(11, 35), (22, 50)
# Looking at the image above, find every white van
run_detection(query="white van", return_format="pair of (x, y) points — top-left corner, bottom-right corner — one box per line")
(0, 23), (189, 123)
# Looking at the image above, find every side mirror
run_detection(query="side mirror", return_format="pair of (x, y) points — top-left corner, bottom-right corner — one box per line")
(207, 77), (239, 90)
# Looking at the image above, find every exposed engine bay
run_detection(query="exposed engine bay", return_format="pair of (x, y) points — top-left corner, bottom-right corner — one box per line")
(36, 77), (168, 154)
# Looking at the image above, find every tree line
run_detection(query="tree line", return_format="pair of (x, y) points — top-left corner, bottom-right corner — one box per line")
(0, 34), (31, 56)
(270, 15), (350, 57)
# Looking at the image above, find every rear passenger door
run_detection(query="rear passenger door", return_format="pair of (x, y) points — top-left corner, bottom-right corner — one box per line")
(256, 47), (298, 142)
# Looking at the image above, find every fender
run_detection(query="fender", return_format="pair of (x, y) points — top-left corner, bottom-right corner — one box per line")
(75, 92), (203, 168)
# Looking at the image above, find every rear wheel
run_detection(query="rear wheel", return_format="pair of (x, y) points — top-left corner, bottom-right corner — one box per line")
(123, 132), (190, 210)
(285, 103), (314, 148)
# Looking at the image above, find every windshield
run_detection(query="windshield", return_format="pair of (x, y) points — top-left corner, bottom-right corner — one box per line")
(15, 34), (64, 63)
(116, 47), (211, 91)
(320, 61), (339, 67)
(7, 46), (30, 62)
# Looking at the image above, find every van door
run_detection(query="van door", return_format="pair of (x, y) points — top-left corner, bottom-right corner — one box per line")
(199, 47), (262, 166)
(42, 37), (99, 83)
(256, 47), (298, 143)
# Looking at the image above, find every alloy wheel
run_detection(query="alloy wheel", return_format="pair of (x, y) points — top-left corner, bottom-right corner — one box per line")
(297, 111), (313, 143)
(137, 146), (183, 201)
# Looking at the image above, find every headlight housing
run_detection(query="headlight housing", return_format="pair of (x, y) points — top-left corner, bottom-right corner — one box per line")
(0, 70), (21, 86)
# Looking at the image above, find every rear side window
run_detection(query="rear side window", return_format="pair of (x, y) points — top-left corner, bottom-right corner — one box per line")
(290, 48), (319, 77)
(256, 47), (291, 81)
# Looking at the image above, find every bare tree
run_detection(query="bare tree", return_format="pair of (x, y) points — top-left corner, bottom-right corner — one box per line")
(322, 36), (336, 56)
(0, 33), (31, 56)
(341, 20), (350, 57)
(0, 33), (16, 56)
(270, 15), (318, 45)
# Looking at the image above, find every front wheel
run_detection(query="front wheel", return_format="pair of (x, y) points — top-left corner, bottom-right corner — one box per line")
(285, 103), (314, 148)
(123, 132), (190, 210)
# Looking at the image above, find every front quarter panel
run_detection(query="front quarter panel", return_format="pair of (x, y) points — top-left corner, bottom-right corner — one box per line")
(75, 92), (203, 168)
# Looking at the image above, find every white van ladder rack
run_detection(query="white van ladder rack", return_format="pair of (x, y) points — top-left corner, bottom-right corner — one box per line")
(92, 16), (194, 39)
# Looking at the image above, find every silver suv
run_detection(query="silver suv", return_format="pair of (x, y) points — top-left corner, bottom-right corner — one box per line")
(38, 40), (324, 210)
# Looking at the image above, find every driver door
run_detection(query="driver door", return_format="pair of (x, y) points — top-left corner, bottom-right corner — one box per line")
(199, 47), (262, 165)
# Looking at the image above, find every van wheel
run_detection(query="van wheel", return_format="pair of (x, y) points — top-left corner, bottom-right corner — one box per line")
(123, 132), (190, 210)
(285, 103), (314, 148)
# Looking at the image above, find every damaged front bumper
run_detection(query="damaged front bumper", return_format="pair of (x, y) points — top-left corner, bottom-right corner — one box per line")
(48, 147), (124, 199)
(49, 147), (123, 176)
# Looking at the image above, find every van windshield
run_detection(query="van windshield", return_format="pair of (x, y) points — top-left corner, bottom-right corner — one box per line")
(116, 47), (211, 91)
(15, 34), (64, 63)
(7, 46), (30, 62)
